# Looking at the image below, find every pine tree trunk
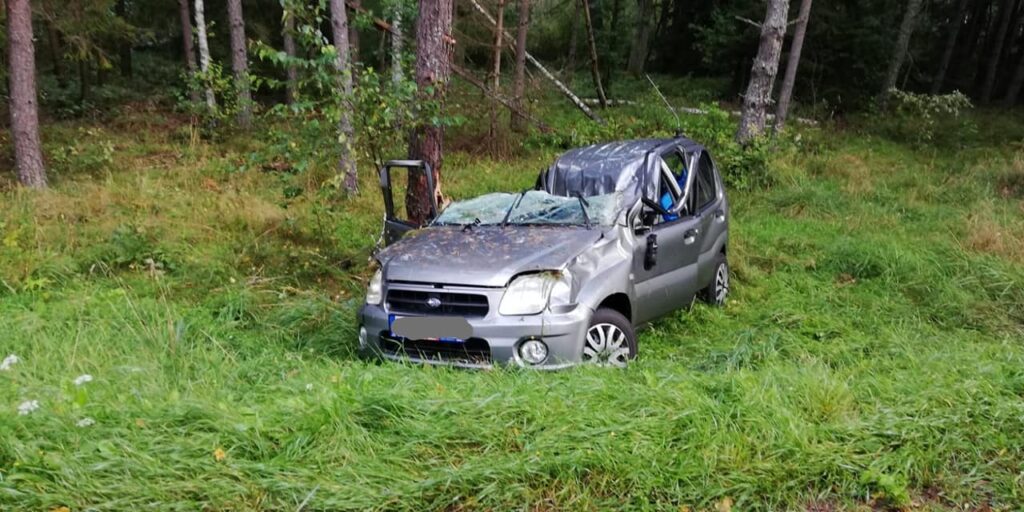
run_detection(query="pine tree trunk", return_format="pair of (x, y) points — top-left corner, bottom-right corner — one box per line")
(46, 22), (67, 88)
(736, 0), (789, 145)
(1004, 37), (1024, 104)
(489, 0), (505, 142)
(932, 0), (972, 94)
(626, 0), (653, 77)
(566, 0), (579, 76)
(581, 0), (608, 107)
(194, 0), (218, 110)
(406, 0), (454, 224)
(349, 0), (362, 63)
(116, 0), (133, 78)
(227, 0), (253, 127)
(774, 0), (812, 133)
(510, 0), (531, 132)
(283, 10), (299, 105)
(391, 9), (403, 85)
(6, 0), (47, 188)
(980, 0), (1016, 103)
(329, 0), (359, 194)
(177, 0), (201, 104)
(880, 0), (924, 101)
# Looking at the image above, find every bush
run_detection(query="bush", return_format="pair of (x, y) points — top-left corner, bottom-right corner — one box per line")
(873, 89), (976, 146)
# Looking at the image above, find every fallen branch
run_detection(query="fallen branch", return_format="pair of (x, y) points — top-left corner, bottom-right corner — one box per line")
(579, 98), (819, 126)
(465, 0), (605, 124)
(346, 1), (550, 133)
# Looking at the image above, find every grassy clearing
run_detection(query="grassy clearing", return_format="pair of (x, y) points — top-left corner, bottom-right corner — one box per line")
(2, 87), (1024, 510)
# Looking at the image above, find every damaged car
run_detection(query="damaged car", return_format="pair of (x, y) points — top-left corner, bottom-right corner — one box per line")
(357, 136), (730, 368)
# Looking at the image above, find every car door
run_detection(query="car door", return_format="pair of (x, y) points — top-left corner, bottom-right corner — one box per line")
(378, 160), (439, 246)
(632, 149), (703, 324)
(690, 151), (728, 286)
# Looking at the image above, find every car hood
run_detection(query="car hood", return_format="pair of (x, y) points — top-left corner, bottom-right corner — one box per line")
(377, 225), (604, 287)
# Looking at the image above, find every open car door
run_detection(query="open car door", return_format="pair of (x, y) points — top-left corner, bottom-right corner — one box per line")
(378, 160), (439, 246)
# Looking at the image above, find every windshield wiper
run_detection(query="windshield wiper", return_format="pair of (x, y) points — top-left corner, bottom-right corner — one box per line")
(462, 217), (481, 232)
(574, 192), (592, 229)
(501, 189), (530, 227)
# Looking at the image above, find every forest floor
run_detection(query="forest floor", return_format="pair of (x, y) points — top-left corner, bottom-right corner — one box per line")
(2, 81), (1024, 510)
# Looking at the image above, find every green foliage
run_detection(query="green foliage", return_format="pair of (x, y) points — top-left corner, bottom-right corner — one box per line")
(47, 128), (115, 175)
(874, 89), (977, 146)
(178, 62), (246, 132)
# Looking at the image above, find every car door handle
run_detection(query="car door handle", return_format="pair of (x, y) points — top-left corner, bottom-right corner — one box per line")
(713, 209), (726, 222)
(683, 228), (698, 245)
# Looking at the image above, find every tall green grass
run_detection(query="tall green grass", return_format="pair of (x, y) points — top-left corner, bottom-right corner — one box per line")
(2, 87), (1023, 510)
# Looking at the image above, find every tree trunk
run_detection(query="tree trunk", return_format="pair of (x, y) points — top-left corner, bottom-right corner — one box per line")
(980, 0), (1017, 103)
(774, 0), (812, 133)
(603, 0), (622, 88)
(194, 0), (218, 110)
(329, 0), (359, 194)
(932, 0), (972, 94)
(283, 9), (299, 105)
(489, 0), (506, 142)
(406, 0), (454, 224)
(626, 0), (653, 76)
(116, 0), (133, 78)
(1004, 43), (1024, 104)
(227, 0), (253, 127)
(6, 0), (47, 188)
(736, 0), (789, 145)
(581, 0), (608, 107)
(349, 0), (362, 63)
(566, 0), (579, 76)
(391, 9), (403, 85)
(79, 60), (90, 102)
(880, 0), (924, 101)
(46, 22), (67, 88)
(510, 0), (531, 132)
(177, 0), (201, 104)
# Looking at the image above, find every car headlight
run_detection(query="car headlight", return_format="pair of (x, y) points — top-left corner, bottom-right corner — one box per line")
(499, 271), (572, 316)
(365, 269), (383, 305)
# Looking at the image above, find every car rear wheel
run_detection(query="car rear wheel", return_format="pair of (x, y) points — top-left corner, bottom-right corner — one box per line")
(581, 308), (637, 368)
(701, 255), (729, 306)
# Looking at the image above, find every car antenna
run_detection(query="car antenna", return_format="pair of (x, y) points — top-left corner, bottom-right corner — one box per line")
(645, 74), (682, 138)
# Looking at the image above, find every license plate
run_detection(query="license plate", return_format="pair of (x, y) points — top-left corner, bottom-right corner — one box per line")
(389, 315), (472, 342)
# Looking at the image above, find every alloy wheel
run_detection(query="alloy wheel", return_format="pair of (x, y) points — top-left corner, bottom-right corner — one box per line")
(715, 262), (729, 304)
(582, 323), (631, 367)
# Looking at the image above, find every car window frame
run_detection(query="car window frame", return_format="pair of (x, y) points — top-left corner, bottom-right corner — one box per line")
(651, 148), (700, 229)
(693, 151), (719, 214)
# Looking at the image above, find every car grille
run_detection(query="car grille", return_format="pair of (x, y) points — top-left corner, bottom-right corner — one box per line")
(379, 334), (492, 364)
(386, 289), (490, 317)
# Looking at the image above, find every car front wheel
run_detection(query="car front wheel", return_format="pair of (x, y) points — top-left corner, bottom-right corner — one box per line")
(581, 308), (637, 368)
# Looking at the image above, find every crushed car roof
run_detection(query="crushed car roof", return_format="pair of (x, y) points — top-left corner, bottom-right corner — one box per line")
(539, 137), (706, 204)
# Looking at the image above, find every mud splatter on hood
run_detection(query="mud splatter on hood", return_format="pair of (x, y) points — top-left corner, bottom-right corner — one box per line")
(378, 225), (605, 287)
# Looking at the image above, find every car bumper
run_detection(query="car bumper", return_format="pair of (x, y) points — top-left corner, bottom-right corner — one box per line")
(357, 302), (593, 369)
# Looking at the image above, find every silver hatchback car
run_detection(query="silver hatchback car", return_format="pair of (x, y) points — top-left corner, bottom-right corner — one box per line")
(357, 137), (729, 368)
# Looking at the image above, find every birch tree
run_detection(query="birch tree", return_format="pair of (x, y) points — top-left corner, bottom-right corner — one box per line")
(880, 0), (924, 101)
(227, 0), (253, 127)
(6, 0), (48, 188)
(774, 0), (812, 132)
(736, 0), (789, 144)
(194, 0), (217, 110)
(282, 6), (299, 105)
(329, 0), (359, 193)
(407, 0), (454, 224)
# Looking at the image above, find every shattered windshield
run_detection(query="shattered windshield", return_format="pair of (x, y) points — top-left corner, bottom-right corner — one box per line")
(435, 190), (623, 226)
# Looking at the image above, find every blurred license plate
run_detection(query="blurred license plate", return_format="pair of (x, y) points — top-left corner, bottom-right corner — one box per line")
(389, 315), (472, 342)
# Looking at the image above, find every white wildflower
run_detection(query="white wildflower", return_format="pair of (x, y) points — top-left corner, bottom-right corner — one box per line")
(305, 383), (314, 392)
(17, 400), (40, 416)
(1, 354), (19, 371)
(76, 417), (96, 428)
(73, 374), (94, 386)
